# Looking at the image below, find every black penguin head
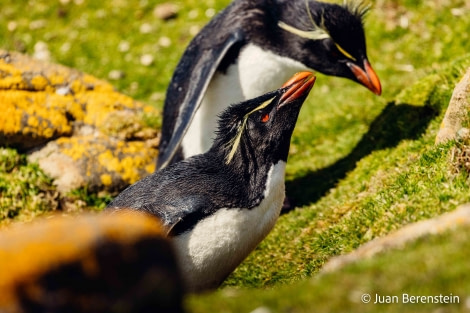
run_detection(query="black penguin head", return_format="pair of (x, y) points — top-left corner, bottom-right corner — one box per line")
(265, 0), (381, 95)
(213, 72), (315, 170)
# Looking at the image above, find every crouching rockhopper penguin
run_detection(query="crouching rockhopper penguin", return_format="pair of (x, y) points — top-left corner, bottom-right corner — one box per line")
(107, 72), (316, 292)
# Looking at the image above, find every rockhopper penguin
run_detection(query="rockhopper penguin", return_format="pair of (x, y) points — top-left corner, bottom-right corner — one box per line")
(107, 72), (316, 292)
(157, 0), (382, 169)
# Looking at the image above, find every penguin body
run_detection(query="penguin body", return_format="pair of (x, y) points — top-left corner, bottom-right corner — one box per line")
(158, 0), (381, 169)
(172, 161), (285, 290)
(107, 72), (316, 292)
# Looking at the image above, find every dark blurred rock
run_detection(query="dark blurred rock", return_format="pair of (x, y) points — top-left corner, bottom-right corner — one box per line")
(0, 211), (184, 313)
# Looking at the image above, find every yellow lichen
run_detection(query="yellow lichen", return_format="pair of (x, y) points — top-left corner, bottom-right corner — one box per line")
(0, 96), (22, 134)
(145, 163), (156, 174)
(30, 75), (49, 91)
(58, 137), (90, 161)
(0, 60), (22, 75)
(0, 75), (28, 90)
(47, 73), (66, 86)
(143, 105), (155, 113)
(43, 127), (54, 138)
(0, 90), (73, 139)
(27, 116), (39, 128)
(100, 174), (113, 186)
(56, 137), (158, 185)
(97, 150), (121, 172)
(83, 92), (142, 128)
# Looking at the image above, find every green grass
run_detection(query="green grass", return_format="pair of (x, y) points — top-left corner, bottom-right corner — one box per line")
(0, 0), (228, 106)
(67, 187), (113, 210)
(188, 225), (470, 313)
(1, 0), (470, 311)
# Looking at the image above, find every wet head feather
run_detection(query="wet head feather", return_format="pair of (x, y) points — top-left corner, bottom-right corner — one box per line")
(342, 0), (370, 21)
(222, 96), (276, 164)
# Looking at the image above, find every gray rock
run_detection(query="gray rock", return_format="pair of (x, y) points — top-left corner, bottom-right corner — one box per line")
(435, 67), (470, 144)
(153, 3), (179, 20)
(321, 203), (470, 273)
(28, 133), (158, 193)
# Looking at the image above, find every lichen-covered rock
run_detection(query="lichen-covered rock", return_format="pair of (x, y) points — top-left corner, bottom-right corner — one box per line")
(0, 50), (161, 193)
(28, 133), (158, 193)
(435, 67), (470, 144)
(0, 49), (156, 151)
(0, 211), (184, 313)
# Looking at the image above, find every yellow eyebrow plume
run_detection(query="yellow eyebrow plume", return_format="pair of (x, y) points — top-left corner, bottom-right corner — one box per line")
(278, 17), (357, 62)
(278, 21), (330, 41)
(335, 43), (357, 61)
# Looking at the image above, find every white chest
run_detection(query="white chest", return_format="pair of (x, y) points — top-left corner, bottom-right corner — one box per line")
(181, 44), (307, 158)
(172, 162), (286, 292)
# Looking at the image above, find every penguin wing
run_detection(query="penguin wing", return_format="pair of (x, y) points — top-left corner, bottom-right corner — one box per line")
(140, 194), (216, 237)
(157, 29), (245, 169)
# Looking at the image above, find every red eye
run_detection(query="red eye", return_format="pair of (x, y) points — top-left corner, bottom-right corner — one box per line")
(261, 113), (270, 123)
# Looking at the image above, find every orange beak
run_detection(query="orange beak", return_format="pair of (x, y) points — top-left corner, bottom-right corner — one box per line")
(347, 60), (382, 95)
(280, 71), (316, 104)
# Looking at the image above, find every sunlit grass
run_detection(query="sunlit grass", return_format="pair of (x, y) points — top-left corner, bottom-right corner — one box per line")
(1, 0), (470, 311)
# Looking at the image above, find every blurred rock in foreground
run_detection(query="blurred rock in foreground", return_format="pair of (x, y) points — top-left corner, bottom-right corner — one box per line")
(0, 211), (184, 313)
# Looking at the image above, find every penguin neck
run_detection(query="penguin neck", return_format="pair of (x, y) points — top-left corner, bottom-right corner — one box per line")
(235, 43), (308, 99)
(214, 148), (280, 198)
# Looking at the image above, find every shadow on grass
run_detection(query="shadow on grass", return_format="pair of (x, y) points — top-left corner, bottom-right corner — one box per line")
(286, 102), (438, 208)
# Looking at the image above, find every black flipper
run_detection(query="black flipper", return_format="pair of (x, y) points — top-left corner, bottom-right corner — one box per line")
(157, 29), (245, 169)
(140, 194), (215, 237)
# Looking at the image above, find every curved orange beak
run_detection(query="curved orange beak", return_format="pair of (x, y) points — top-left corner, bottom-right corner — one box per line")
(280, 71), (316, 104)
(347, 60), (382, 95)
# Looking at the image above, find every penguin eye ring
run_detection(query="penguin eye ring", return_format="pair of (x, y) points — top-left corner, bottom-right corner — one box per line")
(261, 113), (270, 123)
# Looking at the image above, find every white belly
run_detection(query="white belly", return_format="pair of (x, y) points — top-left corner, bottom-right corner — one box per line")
(181, 44), (307, 158)
(172, 161), (286, 292)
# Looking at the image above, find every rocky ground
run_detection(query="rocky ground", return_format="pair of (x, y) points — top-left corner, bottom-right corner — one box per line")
(0, 50), (162, 224)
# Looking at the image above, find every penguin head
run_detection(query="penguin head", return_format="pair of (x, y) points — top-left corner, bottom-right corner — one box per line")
(213, 71), (315, 169)
(267, 0), (381, 95)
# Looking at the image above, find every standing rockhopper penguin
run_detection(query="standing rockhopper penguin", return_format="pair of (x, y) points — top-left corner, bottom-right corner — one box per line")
(157, 0), (382, 169)
(107, 72), (316, 292)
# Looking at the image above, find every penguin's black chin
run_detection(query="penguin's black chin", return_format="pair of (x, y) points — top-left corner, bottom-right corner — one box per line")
(278, 72), (316, 107)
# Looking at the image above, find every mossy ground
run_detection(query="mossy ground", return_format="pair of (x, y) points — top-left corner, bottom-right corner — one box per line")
(1, 0), (470, 311)
(0, 148), (58, 227)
